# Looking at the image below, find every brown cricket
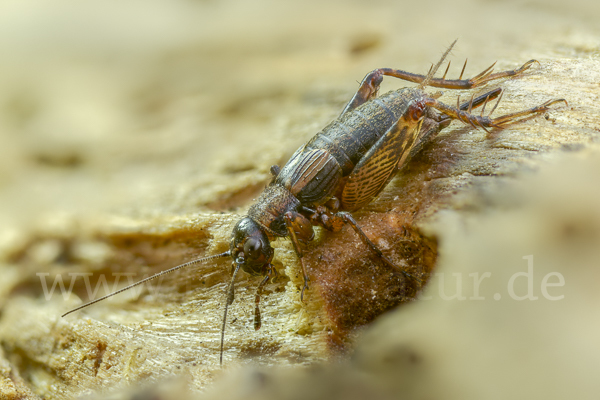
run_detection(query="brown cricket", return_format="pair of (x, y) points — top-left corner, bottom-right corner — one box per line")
(62, 40), (566, 365)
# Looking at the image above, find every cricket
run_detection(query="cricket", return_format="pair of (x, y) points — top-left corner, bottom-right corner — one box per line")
(61, 40), (566, 365)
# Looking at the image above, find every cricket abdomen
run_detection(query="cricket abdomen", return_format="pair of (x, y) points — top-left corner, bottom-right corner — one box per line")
(273, 87), (421, 208)
(306, 87), (418, 176)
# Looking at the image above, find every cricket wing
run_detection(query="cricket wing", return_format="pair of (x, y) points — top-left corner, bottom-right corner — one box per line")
(341, 117), (422, 211)
(277, 147), (342, 205)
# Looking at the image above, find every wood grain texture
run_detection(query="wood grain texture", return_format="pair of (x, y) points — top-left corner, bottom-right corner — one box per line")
(0, 0), (598, 398)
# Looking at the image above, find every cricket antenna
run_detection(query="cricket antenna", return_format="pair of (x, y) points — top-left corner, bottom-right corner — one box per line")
(61, 251), (231, 317)
(220, 262), (241, 366)
(420, 39), (457, 89)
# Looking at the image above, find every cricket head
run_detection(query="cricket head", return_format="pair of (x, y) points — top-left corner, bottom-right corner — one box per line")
(229, 217), (274, 277)
(221, 217), (274, 365)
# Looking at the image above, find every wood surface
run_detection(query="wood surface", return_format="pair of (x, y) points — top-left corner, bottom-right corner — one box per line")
(0, 0), (598, 398)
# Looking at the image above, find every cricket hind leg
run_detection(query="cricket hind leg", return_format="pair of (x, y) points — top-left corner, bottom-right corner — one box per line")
(407, 88), (504, 161)
(341, 59), (537, 115)
(428, 96), (567, 132)
(422, 59), (539, 90)
(438, 87), (503, 128)
(338, 212), (420, 282)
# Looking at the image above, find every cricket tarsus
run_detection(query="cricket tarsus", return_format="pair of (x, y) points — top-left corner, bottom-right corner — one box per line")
(60, 251), (231, 318)
(427, 97), (567, 132)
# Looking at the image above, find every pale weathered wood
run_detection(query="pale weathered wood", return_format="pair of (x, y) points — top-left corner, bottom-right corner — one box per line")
(0, 0), (598, 398)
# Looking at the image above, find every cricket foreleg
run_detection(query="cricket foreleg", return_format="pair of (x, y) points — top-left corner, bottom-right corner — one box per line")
(254, 264), (277, 330)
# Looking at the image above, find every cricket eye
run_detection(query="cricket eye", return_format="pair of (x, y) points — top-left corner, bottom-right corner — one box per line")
(244, 238), (262, 260)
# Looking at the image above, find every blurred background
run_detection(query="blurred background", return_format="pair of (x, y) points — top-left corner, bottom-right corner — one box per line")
(0, 0), (598, 235)
(0, 0), (599, 398)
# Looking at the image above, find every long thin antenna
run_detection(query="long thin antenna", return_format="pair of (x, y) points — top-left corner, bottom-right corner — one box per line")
(220, 263), (241, 366)
(420, 39), (457, 89)
(61, 251), (231, 317)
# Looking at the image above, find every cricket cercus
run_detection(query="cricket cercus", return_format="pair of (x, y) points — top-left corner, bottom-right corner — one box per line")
(62, 40), (566, 364)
